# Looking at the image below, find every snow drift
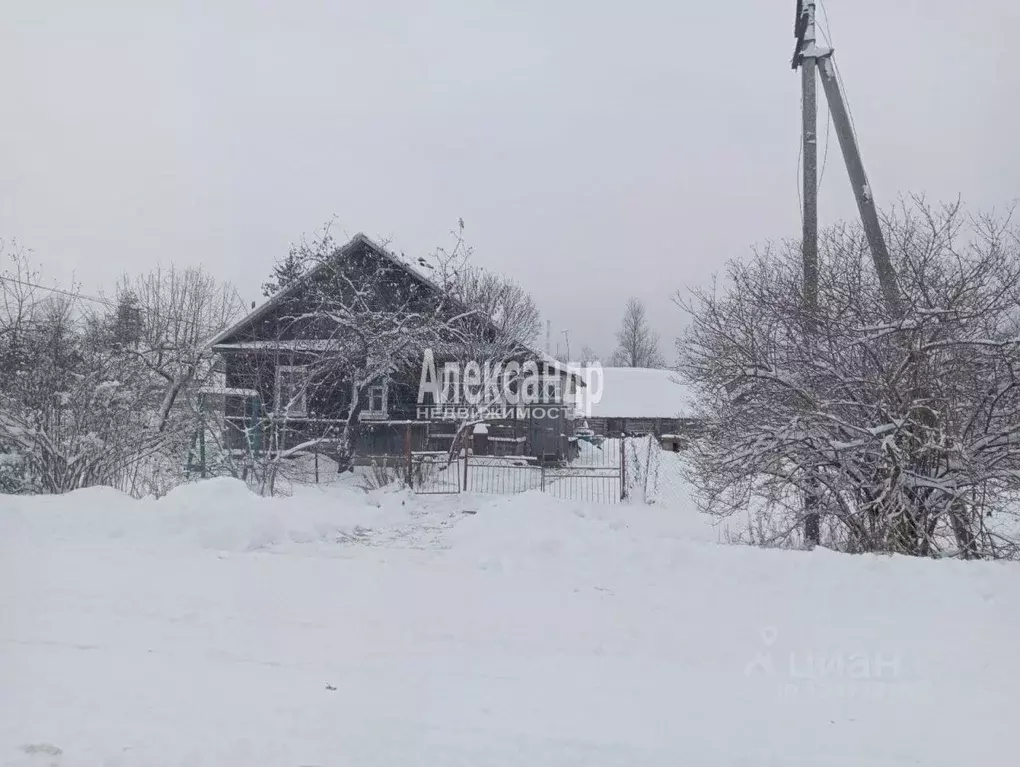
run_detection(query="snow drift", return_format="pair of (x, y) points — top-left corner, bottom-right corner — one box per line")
(2, 478), (1018, 766)
(0, 478), (444, 553)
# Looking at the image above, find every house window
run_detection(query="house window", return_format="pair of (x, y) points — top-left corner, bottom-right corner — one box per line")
(275, 365), (308, 417)
(362, 383), (388, 419)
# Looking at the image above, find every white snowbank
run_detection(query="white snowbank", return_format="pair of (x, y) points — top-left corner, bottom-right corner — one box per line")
(446, 490), (731, 573)
(0, 477), (433, 553)
(2, 478), (1019, 766)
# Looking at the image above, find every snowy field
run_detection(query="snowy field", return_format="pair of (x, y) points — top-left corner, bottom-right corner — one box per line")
(2, 478), (1019, 766)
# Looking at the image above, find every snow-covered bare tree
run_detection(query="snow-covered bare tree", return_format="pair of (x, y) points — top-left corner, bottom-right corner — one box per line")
(230, 226), (481, 489)
(110, 265), (245, 433)
(421, 222), (550, 453)
(420, 220), (541, 349)
(610, 297), (665, 368)
(98, 266), (246, 493)
(678, 200), (1020, 559)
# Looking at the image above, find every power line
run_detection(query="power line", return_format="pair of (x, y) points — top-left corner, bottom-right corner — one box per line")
(0, 275), (215, 335)
(797, 117), (804, 231)
(814, 0), (833, 193)
(818, 0), (835, 49)
(818, 94), (832, 192)
(0, 277), (114, 309)
(814, 2), (862, 155)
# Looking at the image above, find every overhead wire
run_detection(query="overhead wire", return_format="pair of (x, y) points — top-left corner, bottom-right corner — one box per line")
(816, 0), (833, 193)
(1, 277), (114, 309)
(816, 1), (864, 164)
(797, 92), (804, 230)
(0, 275), (215, 335)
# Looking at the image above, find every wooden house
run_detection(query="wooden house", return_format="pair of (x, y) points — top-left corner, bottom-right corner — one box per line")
(208, 234), (582, 464)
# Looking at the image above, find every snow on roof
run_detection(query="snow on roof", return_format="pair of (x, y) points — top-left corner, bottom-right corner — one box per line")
(213, 340), (338, 351)
(534, 351), (586, 384)
(198, 387), (259, 397)
(588, 367), (694, 419)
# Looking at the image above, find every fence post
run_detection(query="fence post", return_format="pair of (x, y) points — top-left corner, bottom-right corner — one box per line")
(404, 424), (413, 488)
(462, 433), (470, 492)
(199, 426), (207, 478)
(643, 435), (653, 499)
(620, 433), (628, 501)
(314, 450), (319, 484)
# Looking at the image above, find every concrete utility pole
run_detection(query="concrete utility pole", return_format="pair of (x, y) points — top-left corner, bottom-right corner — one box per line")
(793, 0), (902, 321)
(816, 57), (903, 320)
(798, 0), (820, 317)
(792, 0), (826, 546)
(791, 0), (905, 547)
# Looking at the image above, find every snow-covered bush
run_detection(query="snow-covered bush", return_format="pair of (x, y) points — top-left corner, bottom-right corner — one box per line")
(678, 201), (1020, 558)
(0, 291), (157, 493)
(0, 245), (244, 496)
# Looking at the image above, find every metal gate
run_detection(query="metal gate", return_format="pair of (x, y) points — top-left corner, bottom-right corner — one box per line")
(408, 438), (626, 503)
(541, 437), (624, 503)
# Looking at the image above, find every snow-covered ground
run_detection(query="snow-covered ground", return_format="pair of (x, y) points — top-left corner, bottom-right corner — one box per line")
(2, 478), (1018, 766)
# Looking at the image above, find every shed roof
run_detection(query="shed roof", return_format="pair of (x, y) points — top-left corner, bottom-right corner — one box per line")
(588, 367), (693, 419)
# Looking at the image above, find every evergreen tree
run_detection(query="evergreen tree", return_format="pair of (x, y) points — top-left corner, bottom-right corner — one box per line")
(111, 291), (143, 348)
(261, 248), (307, 297)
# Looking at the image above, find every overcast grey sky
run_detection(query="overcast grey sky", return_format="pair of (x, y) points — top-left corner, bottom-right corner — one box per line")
(0, 0), (1017, 358)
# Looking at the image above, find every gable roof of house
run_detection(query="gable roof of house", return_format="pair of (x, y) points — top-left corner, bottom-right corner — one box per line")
(208, 233), (448, 349)
(588, 367), (693, 419)
(208, 233), (584, 384)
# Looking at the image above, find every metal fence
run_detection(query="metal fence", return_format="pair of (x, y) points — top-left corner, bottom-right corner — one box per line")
(542, 465), (623, 504)
(463, 456), (544, 495)
(393, 437), (626, 503)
